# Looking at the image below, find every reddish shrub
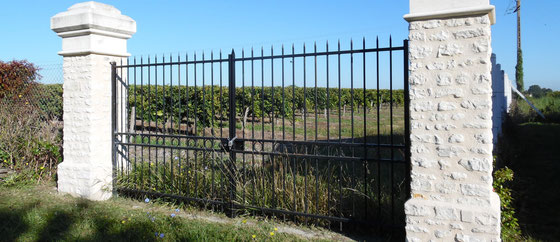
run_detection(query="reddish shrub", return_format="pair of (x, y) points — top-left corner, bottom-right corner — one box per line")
(0, 60), (41, 100)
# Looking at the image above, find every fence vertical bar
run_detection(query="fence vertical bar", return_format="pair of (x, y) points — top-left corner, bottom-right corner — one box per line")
(389, 36), (395, 226)
(403, 39), (411, 198)
(350, 39), (355, 219)
(240, 49), (245, 205)
(212, 51), (217, 203)
(270, 46), (276, 210)
(193, 53), (198, 197)
(148, 56), (152, 190)
(363, 37), (368, 221)
(140, 56), (144, 191)
(177, 54), (182, 192)
(291, 44), (297, 218)
(337, 40), (343, 231)
(185, 53), (190, 196)
(281, 45), (286, 217)
(132, 57), (137, 186)
(376, 37), (381, 223)
(228, 50), (237, 217)
(154, 56), (159, 191)
(313, 42), (319, 223)
(251, 48), (256, 208)
(111, 61), (117, 196)
(119, 59), (124, 180)
(220, 51), (224, 139)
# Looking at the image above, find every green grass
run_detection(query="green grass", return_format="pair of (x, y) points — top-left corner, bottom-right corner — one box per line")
(511, 94), (560, 123)
(237, 109), (405, 140)
(0, 183), (339, 241)
(498, 121), (560, 241)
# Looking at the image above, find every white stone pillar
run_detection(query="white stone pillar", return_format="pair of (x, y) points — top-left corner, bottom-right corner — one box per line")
(51, 2), (136, 201)
(403, 1), (501, 241)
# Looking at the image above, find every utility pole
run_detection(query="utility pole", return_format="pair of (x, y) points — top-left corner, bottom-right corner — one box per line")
(517, 0), (521, 50)
(515, 0), (524, 91)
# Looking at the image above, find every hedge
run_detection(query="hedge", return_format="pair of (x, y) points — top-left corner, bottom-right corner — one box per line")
(128, 86), (405, 127)
(29, 84), (406, 127)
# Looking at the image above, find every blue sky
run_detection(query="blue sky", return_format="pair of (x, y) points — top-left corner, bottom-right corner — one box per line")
(0, 1), (558, 90)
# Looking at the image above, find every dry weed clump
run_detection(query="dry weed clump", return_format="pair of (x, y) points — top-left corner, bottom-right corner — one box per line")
(0, 96), (62, 183)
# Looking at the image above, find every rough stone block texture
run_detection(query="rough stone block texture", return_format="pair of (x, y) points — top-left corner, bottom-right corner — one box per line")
(405, 14), (500, 241)
(57, 55), (127, 201)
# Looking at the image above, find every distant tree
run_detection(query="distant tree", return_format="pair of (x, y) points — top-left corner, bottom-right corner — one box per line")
(527, 85), (542, 97)
(527, 84), (553, 98)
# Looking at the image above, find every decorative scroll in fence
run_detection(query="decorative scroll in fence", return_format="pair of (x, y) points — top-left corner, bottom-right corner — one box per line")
(112, 38), (410, 233)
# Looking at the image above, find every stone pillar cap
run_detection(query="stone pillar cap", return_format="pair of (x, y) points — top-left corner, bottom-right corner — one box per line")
(51, 1), (136, 39)
(404, 0), (495, 25)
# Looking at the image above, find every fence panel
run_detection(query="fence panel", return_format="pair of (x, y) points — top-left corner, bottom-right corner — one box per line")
(113, 38), (410, 233)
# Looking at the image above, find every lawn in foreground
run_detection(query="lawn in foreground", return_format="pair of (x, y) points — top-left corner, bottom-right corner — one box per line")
(0, 184), (341, 241)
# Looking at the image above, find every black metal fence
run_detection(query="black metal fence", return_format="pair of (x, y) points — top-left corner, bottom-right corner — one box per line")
(112, 38), (410, 234)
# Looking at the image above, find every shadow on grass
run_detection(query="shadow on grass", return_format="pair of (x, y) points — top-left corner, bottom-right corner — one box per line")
(0, 204), (33, 241)
(36, 210), (74, 241)
(499, 122), (560, 241)
(87, 216), (158, 242)
(0, 199), (159, 241)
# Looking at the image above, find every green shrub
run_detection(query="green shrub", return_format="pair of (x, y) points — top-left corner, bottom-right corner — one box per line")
(35, 84), (63, 120)
(493, 167), (521, 240)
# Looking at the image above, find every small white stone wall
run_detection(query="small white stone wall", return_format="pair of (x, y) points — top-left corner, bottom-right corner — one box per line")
(491, 54), (512, 147)
(404, 13), (501, 241)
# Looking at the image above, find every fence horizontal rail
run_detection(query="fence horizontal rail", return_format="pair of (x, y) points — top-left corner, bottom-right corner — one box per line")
(115, 140), (406, 164)
(115, 132), (406, 148)
(114, 45), (406, 69)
